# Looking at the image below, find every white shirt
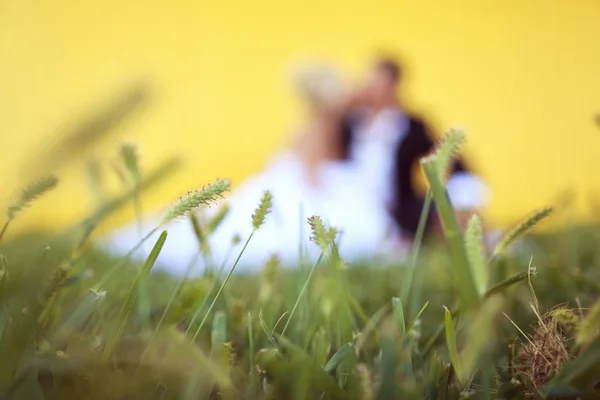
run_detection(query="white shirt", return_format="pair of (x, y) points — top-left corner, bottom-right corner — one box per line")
(348, 108), (490, 213)
(348, 108), (409, 209)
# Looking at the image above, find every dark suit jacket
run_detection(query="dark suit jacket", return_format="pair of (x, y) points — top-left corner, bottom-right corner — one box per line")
(340, 112), (469, 238)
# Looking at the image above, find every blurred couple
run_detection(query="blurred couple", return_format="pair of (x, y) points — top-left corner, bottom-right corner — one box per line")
(104, 55), (489, 275)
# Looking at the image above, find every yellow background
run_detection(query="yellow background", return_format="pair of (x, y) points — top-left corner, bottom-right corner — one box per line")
(1, 0), (599, 233)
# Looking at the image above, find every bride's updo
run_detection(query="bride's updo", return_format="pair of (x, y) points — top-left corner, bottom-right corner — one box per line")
(288, 62), (348, 182)
(291, 63), (346, 112)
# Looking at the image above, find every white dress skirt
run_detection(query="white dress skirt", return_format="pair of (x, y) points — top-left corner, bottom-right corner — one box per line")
(99, 152), (399, 277)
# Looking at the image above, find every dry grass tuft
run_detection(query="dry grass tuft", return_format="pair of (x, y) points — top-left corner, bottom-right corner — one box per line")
(516, 306), (581, 394)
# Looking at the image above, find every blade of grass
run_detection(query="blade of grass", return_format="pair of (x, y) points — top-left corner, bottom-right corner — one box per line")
(190, 231), (256, 342)
(74, 156), (182, 233)
(400, 129), (464, 306)
(248, 312), (256, 383)
(103, 230), (167, 360)
(483, 267), (536, 300)
(391, 297), (406, 338)
(577, 298), (600, 346)
(26, 83), (149, 173)
(423, 267), (535, 358)
(280, 252), (325, 338)
(259, 309), (278, 348)
(461, 295), (504, 379)
(141, 250), (202, 364)
(377, 319), (398, 400)
(407, 301), (429, 334)
(545, 336), (600, 394)
(183, 240), (237, 338)
(400, 191), (432, 306)
(51, 288), (106, 344)
(465, 214), (488, 296)
(121, 143), (152, 325)
(187, 190), (271, 341)
(444, 306), (465, 384)
(271, 312), (289, 336)
(210, 311), (227, 359)
(422, 155), (479, 310)
(324, 335), (360, 374)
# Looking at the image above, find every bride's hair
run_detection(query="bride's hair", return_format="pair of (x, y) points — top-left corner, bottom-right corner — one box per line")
(291, 63), (345, 111)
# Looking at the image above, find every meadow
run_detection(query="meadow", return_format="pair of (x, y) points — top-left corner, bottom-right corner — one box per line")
(1, 108), (600, 400)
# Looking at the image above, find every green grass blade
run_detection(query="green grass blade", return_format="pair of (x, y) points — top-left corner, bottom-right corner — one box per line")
(248, 311), (256, 382)
(465, 214), (488, 297)
(324, 335), (360, 374)
(142, 251), (202, 364)
(377, 320), (398, 400)
(280, 252), (325, 338)
(444, 306), (464, 384)
(400, 190), (432, 305)
(94, 228), (159, 290)
(184, 259), (226, 337)
(483, 267), (536, 299)
(191, 231), (256, 342)
(258, 336), (347, 399)
(422, 156), (479, 310)
(74, 156), (182, 231)
(460, 295), (504, 379)
(259, 309), (278, 348)
(407, 301), (429, 334)
(577, 298), (600, 346)
(424, 267), (534, 358)
(545, 336), (600, 395)
(51, 288), (106, 343)
(210, 311), (227, 359)
(103, 230), (167, 360)
(26, 83), (149, 173)
(206, 203), (231, 234)
(391, 297), (406, 337)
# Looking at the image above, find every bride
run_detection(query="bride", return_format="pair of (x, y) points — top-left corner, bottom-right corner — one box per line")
(102, 64), (398, 275)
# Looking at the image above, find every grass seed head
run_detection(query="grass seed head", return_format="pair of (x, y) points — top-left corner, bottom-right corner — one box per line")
(494, 207), (553, 257)
(355, 363), (375, 400)
(120, 142), (140, 182)
(308, 215), (328, 251)
(252, 190), (273, 230)
(160, 179), (230, 225)
(435, 128), (466, 179)
(6, 175), (59, 221)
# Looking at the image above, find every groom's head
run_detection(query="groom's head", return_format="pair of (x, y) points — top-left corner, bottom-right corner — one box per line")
(365, 56), (402, 107)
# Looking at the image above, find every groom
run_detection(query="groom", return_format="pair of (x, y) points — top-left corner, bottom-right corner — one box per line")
(340, 56), (480, 240)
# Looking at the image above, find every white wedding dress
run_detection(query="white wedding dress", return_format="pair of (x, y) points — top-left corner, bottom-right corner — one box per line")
(101, 110), (491, 277)
(100, 151), (398, 276)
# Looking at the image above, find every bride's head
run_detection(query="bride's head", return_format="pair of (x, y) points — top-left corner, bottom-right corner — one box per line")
(292, 63), (346, 118)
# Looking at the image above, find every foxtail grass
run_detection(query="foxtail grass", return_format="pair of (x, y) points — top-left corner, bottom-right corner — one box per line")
(161, 179), (231, 226)
(1, 175), (59, 243)
(280, 216), (331, 338)
(189, 190), (272, 342)
(465, 214), (488, 296)
(422, 154), (480, 310)
(492, 207), (553, 259)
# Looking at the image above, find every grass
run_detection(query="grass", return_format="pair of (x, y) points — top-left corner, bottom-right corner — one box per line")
(0, 126), (599, 399)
